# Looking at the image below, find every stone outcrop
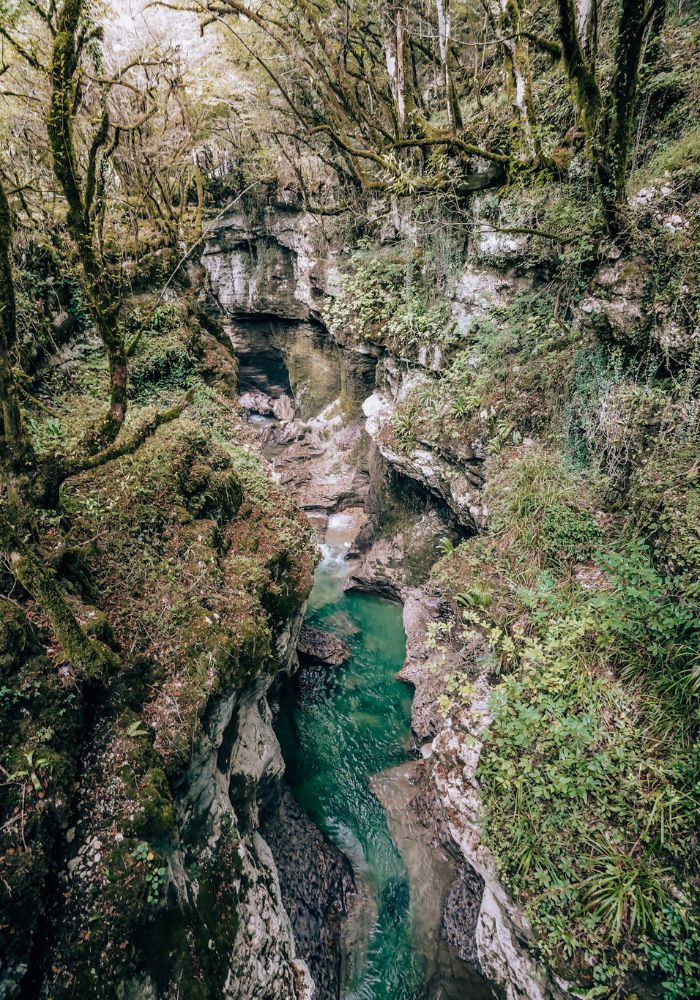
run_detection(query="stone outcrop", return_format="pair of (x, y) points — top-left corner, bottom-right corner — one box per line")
(202, 202), (344, 323)
(344, 508), (457, 601)
(261, 787), (354, 1000)
(270, 406), (370, 515)
(362, 392), (486, 532)
(182, 639), (315, 1000)
(297, 626), (350, 667)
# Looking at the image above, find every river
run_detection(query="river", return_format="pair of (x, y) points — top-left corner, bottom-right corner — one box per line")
(276, 523), (423, 1000)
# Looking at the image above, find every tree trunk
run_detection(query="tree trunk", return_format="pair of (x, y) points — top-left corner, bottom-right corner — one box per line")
(384, 1), (413, 135)
(556, 0), (602, 140)
(576, 0), (598, 62)
(0, 503), (119, 680)
(488, 0), (540, 161)
(599, 0), (661, 230)
(48, 0), (127, 446)
(0, 181), (34, 470)
(436, 0), (462, 130)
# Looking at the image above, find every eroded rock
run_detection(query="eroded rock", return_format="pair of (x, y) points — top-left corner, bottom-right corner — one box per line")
(297, 625), (350, 667)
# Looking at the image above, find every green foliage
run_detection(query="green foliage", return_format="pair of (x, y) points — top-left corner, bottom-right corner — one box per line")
(636, 125), (700, 183)
(437, 536), (455, 556)
(437, 671), (475, 717)
(390, 405), (417, 453)
(486, 446), (601, 568)
(593, 542), (700, 724)
(475, 568), (700, 993)
(324, 245), (456, 358)
(436, 441), (700, 994)
(27, 416), (64, 455)
(127, 303), (202, 399)
(131, 843), (168, 905)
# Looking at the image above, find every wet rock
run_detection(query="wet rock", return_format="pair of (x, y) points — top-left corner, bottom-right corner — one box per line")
(345, 509), (458, 601)
(298, 625), (350, 667)
(240, 389), (274, 415)
(442, 869), (485, 968)
(261, 786), (354, 1000)
(271, 404), (370, 513)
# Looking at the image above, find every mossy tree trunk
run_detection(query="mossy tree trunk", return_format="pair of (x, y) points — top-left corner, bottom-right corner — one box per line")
(48, 0), (127, 446)
(489, 0), (542, 162)
(0, 180), (35, 471)
(557, 0), (666, 233)
(0, 500), (119, 680)
(598, 0), (666, 225)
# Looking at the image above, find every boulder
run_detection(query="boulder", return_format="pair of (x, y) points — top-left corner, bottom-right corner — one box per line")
(272, 394), (296, 422)
(240, 389), (274, 415)
(297, 625), (350, 667)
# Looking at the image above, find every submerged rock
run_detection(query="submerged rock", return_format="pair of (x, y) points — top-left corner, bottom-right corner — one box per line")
(298, 625), (350, 667)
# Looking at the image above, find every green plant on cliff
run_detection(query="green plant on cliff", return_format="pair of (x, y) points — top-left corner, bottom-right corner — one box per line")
(325, 245), (457, 358)
(474, 560), (700, 993)
(429, 445), (700, 995)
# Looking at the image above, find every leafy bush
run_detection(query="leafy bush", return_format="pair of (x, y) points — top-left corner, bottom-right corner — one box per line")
(127, 303), (202, 399)
(325, 244), (456, 357)
(593, 542), (700, 724)
(475, 562), (700, 994)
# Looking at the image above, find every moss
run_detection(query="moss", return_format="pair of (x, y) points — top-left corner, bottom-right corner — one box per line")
(0, 642), (85, 989)
(5, 288), (316, 993)
(132, 767), (176, 840)
(185, 830), (242, 997)
(0, 602), (34, 675)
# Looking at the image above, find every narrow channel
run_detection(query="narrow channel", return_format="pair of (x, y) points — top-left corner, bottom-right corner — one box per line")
(225, 316), (497, 1000)
(275, 522), (422, 1000)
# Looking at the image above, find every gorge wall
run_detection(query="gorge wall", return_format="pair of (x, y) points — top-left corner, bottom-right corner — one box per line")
(201, 195), (581, 1000)
(201, 170), (700, 999)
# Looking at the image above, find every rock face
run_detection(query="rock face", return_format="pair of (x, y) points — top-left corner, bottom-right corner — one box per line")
(345, 507), (457, 601)
(270, 404), (371, 515)
(442, 868), (486, 969)
(362, 391), (486, 533)
(401, 588), (575, 1000)
(297, 625), (350, 667)
(261, 786), (354, 1000)
(202, 202), (344, 323)
(180, 646), (315, 1000)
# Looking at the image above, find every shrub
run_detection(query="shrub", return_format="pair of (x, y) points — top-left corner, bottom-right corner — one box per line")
(324, 244), (457, 358)
(485, 446), (601, 569)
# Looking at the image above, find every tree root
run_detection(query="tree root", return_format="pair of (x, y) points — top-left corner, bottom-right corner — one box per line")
(59, 394), (190, 486)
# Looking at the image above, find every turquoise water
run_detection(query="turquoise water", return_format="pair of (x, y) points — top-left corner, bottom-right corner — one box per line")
(276, 545), (424, 1000)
